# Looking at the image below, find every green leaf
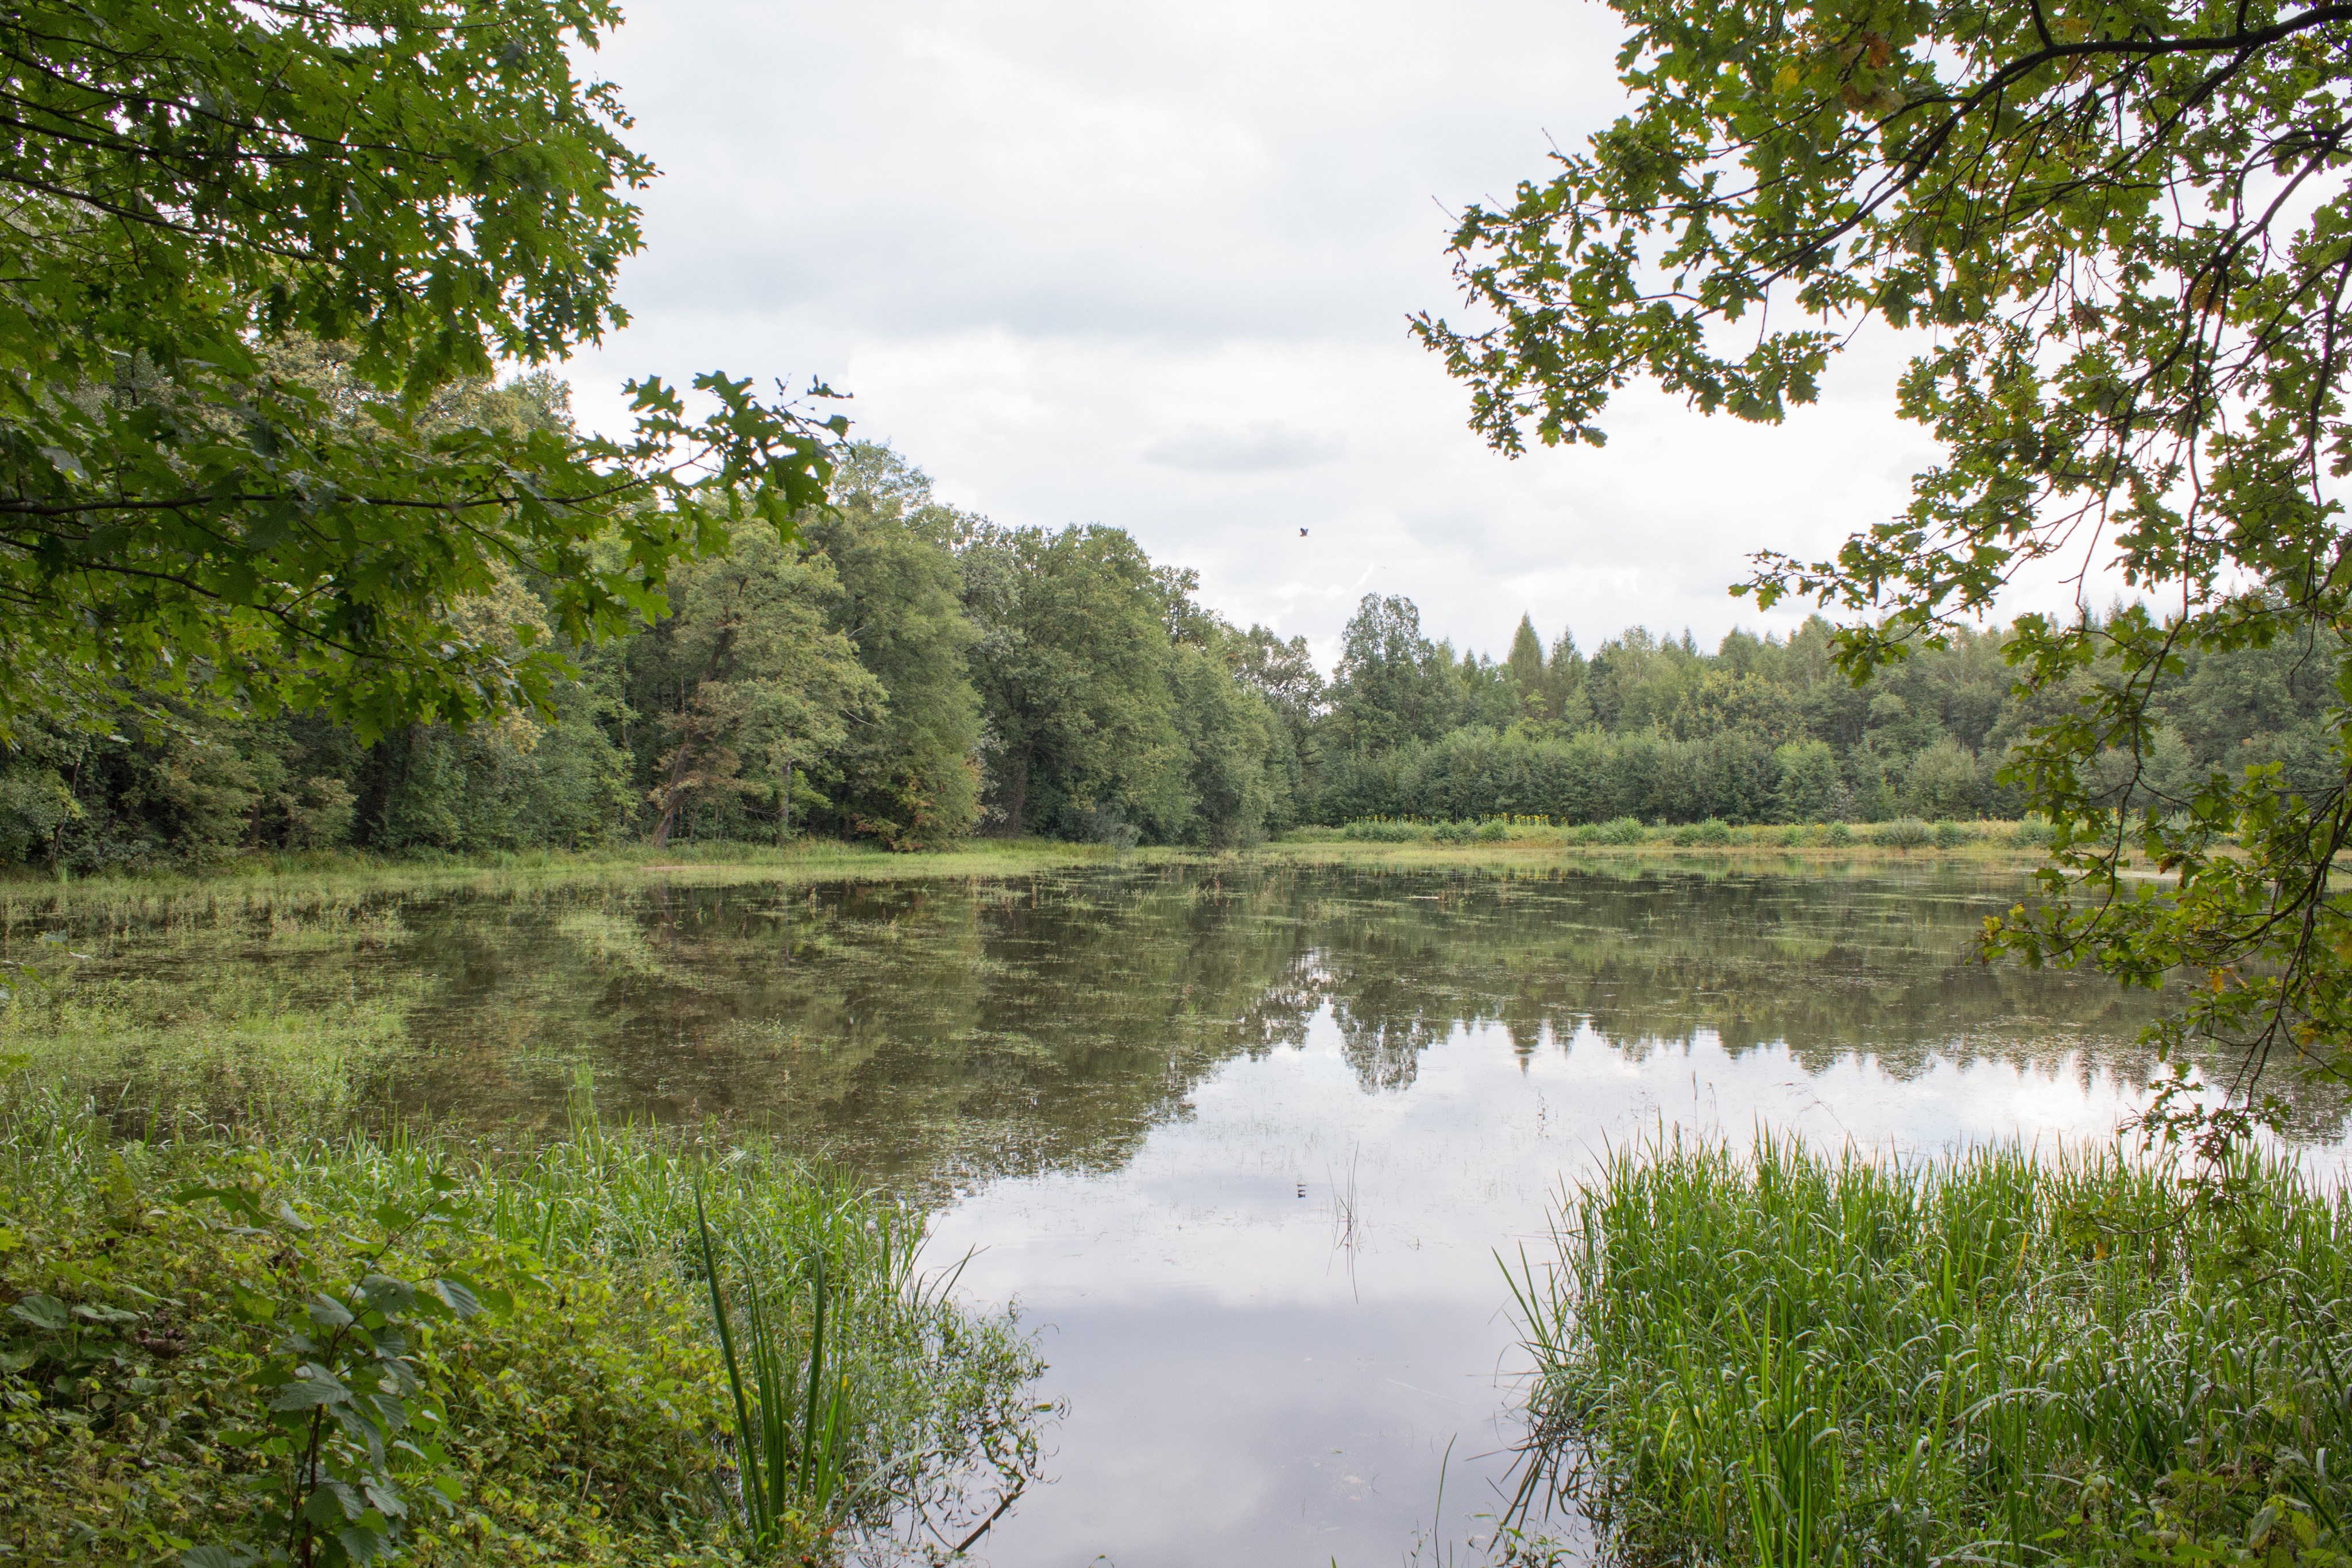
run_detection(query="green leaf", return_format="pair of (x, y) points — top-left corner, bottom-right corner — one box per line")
(7, 1294), (69, 1332)
(269, 1373), (350, 1411)
(179, 1548), (250, 1568)
(429, 1277), (484, 1319)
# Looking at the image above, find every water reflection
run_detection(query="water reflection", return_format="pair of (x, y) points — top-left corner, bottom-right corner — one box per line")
(27, 859), (2348, 1566)
(373, 861), (2207, 1176)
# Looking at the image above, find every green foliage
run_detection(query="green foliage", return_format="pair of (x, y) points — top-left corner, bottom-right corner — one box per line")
(0, 1085), (1050, 1567)
(1671, 818), (1732, 847)
(0, 1), (844, 741)
(1326, 596), (1471, 754)
(171, 1172), (490, 1568)
(1416, 0), (2352, 1129)
(960, 524), (1295, 846)
(1511, 1137), (2352, 1567)
(624, 531), (883, 851)
(798, 448), (984, 849)
(1871, 817), (1934, 849)
(960, 525), (1190, 838)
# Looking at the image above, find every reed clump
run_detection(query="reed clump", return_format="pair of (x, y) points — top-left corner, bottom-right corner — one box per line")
(1511, 1134), (2352, 1567)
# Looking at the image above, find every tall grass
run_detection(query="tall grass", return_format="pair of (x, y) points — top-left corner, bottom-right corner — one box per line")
(1511, 1133), (2352, 1566)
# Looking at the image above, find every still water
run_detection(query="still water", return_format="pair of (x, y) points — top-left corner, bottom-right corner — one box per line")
(32, 858), (2352, 1564)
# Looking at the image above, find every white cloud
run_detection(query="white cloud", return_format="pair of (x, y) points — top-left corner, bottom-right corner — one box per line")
(558, 0), (2018, 668)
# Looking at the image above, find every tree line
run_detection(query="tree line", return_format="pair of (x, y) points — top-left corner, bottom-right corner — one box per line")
(0, 429), (2335, 870)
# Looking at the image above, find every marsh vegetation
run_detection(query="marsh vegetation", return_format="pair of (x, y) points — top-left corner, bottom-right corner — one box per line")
(1508, 1137), (2352, 1566)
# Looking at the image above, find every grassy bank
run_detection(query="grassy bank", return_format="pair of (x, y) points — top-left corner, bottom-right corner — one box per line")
(0, 1079), (1047, 1566)
(1511, 1136), (2352, 1567)
(1289, 815), (2051, 854)
(0, 822), (2046, 916)
(0, 836), (1143, 905)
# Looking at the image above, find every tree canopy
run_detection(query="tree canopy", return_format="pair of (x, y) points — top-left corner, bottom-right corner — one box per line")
(1417, 0), (2352, 1129)
(0, 0), (841, 742)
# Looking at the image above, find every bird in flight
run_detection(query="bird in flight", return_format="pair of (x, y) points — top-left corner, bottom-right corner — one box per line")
(1299, 528), (1309, 536)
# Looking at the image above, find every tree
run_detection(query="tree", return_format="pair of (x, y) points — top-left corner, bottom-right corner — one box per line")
(0, 0), (841, 744)
(1507, 614), (1549, 714)
(1545, 630), (1592, 728)
(800, 446), (983, 848)
(627, 532), (881, 849)
(1327, 595), (1461, 754)
(1418, 0), (2352, 1135)
(960, 525), (1191, 838)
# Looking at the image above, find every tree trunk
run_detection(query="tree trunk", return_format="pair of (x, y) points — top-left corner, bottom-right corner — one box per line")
(1004, 745), (1031, 836)
(649, 726), (696, 850)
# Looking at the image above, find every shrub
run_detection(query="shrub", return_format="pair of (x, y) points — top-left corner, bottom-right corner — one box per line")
(1673, 818), (1732, 846)
(1476, 820), (1508, 842)
(1580, 817), (1647, 846)
(1340, 818), (1428, 843)
(2013, 815), (2056, 846)
(1821, 822), (1852, 846)
(0, 1089), (1050, 1568)
(1871, 817), (1933, 848)
(1932, 819), (1974, 849)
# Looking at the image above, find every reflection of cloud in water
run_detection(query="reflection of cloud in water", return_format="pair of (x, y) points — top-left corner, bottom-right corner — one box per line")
(930, 1002), (2352, 1568)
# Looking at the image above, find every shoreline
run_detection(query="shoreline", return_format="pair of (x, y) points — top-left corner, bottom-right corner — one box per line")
(0, 824), (2063, 906)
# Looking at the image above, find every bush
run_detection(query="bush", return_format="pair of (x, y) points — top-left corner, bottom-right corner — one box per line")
(1871, 816), (1933, 848)
(1821, 822), (1852, 846)
(0, 1089), (1050, 1568)
(2013, 815), (2057, 846)
(1672, 818), (1732, 846)
(1340, 818), (1428, 843)
(1579, 817), (1649, 846)
(1071, 804), (1141, 853)
(1932, 819), (1974, 848)
(1476, 820), (1508, 842)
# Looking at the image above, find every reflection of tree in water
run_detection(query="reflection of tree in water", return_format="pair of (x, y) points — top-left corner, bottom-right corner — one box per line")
(195, 859), (2339, 1191)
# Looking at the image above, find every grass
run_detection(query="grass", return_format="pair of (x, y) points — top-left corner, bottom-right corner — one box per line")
(0, 835), (1151, 907)
(0, 1074), (1049, 1566)
(1507, 1133), (2352, 1568)
(1283, 816), (2053, 858)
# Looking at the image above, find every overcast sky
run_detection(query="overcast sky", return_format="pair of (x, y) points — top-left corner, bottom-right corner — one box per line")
(562, 0), (1951, 668)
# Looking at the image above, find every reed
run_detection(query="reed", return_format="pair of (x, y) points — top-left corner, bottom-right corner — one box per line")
(1510, 1133), (2352, 1567)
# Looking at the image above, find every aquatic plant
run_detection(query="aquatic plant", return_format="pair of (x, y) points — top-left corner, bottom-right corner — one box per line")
(1508, 1135), (2352, 1566)
(695, 1184), (856, 1551)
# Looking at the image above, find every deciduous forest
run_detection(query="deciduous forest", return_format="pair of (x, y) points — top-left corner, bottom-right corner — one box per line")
(6, 404), (2336, 872)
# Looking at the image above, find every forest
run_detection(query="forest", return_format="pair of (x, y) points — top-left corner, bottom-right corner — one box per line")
(0, 401), (2337, 872)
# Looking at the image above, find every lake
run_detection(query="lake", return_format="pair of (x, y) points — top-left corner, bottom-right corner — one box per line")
(13, 855), (2344, 1565)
